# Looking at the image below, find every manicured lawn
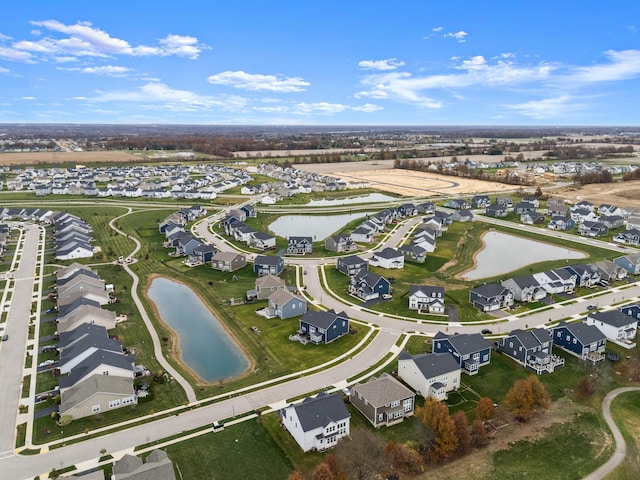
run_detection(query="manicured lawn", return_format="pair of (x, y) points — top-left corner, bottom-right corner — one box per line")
(166, 418), (294, 480)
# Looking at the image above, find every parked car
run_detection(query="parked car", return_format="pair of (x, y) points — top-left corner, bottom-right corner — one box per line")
(382, 294), (392, 299)
(39, 359), (55, 367)
(587, 304), (598, 310)
(481, 329), (493, 335)
(1, 334), (7, 341)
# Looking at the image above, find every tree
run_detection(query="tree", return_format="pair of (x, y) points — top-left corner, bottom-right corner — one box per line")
(474, 397), (495, 422)
(335, 427), (390, 480)
(312, 463), (334, 480)
(577, 377), (595, 399)
(505, 376), (549, 422)
(287, 471), (305, 480)
(452, 411), (471, 455)
(415, 398), (458, 461)
(324, 454), (339, 479)
(471, 419), (488, 446)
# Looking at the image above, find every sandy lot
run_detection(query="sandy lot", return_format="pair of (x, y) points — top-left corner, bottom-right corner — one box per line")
(548, 181), (640, 211)
(296, 161), (518, 196)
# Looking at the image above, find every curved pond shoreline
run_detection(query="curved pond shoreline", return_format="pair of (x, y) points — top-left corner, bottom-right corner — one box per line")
(461, 230), (587, 281)
(145, 274), (253, 385)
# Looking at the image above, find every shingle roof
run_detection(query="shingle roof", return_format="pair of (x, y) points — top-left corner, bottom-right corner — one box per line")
(434, 332), (492, 355)
(589, 310), (636, 328)
(401, 351), (460, 378)
(292, 392), (350, 432)
(351, 373), (413, 408)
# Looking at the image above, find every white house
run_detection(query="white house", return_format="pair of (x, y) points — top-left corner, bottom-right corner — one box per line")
(397, 351), (461, 400)
(369, 247), (404, 269)
(586, 310), (637, 349)
(408, 285), (445, 314)
(280, 392), (350, 452)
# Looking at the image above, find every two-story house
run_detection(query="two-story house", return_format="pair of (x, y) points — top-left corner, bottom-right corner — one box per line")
(349, 373), (415, 428)
(397, 350), (461, 400)
(432, 332), (492, 375)
(496, 328), (564, 374)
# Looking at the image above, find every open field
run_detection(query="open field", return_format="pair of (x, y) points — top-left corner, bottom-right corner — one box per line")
(549, 180), (640, 211)
(0, 150), (145, 165)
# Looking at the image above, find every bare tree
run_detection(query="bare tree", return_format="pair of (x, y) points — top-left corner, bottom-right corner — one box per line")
(335, 428), (390, 480)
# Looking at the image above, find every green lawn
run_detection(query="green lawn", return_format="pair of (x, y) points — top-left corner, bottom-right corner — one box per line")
(607, 390), (640, 480)
(165, 418), (293, 480)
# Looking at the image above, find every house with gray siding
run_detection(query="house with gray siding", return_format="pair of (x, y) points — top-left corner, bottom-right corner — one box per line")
(349, 373), (415, 428)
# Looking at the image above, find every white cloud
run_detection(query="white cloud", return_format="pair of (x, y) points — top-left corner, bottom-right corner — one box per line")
(76, 82), (249, 112)
(293, 102), (348, 115)
(444, 30), (468, 43)
(358, 58), (405, 71)
(433, 27), (443, 32)
(252, 105), (290, 113)
(20, 96), (36, 100)
(0, 33), (12, 41)
(0, 66), (9, 74)
(0, 20), (207, 62)
(207, 71), (310, 92)
(506, 95), (585, 119)
(81, 65), (131, 77)
(566, 49), (640, 83)
(351, 103), (383, 113)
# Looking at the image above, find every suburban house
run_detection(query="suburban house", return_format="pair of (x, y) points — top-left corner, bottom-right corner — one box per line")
(350, 225), (376, 243)
(551, 321), (607, 363)
(520, 212), (546, 225)
(188, 244), (217, 265)
(432, 332), (492, 375)
(58, 325), (125, 374)
(349, 373), (415, 428)
(247, 274), (287, 301)
(600, 215), (625, 229)
(548, 216), (575, 230)
(267, 289), (307, 319)
(563, 264), (601, 287)
(210, 251), (246, 272)
(408, 285), (446, 314)
(336, 255), (368, 276)
(586, 310), (637, 348)
(619, 304), (640, 325)
(599, 204), (626, 217)
(614, 254), (640, 275)
(398, 243), (427, 263)
(547, 203), (570, 218)
(578, 221), (609, 237)
(592, 259), (628, 282)
(56, 304), (117, 333)
(287, 236), (313, 255)
(452, 209), (474, 222)
(325, 234), (357, 253)
(485, 203), (508, 218)
(496, 329), (564, 374)
(613, 229), (640, 246)
(58, 374), (137, 420)
(348, 270), (391, 301)
(513, 201), (536, 215)
(532, 269), (576, 294)
(298, 309), (349, 344)
(248, 231), (277, 251)
(112, 449), (177, 480)
(369, 247), (404, 269)
(416, 202), (436, 214)
(445, 198), (470, 209)
(501, 275), (547, 303)
(397, 351), (461, 400)
(469, 283), (514, 311)
(471, 195), (491, 208)
(280, 392), (350, 452)
(253, 254), (285, 276)
(58, 349), (135, 392)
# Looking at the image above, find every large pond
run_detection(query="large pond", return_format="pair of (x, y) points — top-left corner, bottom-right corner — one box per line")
(305, 193), (396, 206)
(269, 212), (368, 240)
(461, 231), (587, 281)
(147, 277), (249, 383)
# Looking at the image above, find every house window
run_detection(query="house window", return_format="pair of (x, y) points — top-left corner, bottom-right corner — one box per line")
(403, 398), (412, 411)
(108, 400), (121, 408)
(102, 371), (109, 375)
(378, 413), (384, 421)
(390, 400), (400, 408)
(573, 338), (577, 344)
(92, 405), (100, 413)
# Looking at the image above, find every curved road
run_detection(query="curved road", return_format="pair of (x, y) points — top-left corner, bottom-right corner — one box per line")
(582, 387), (640, 480)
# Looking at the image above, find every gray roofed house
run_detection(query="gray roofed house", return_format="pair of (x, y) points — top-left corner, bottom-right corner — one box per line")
(56, 303), (117, 333)
(349, 373), (415, 428)
(58, 349), (135, 391)
(280, 392), (350, 452)
(551, 321), (607, 363)
(336, 254), (368, 276)
(433, 332), (492, 374)
(586, 310), (637, 348)
(496, 328), (564, 374)
(408, 285), (445, 314)
(267, 289), (307, 319)
(397, 351), (461, 400)
(112, 449), (177, 480)
(59, 374), (137, 420)
(469, 283), (514, 311)
(501, 275), (547, 303)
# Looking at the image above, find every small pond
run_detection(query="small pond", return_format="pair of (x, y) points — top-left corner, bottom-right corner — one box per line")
(461, 231), (586, 280)
(268, 212), (368, 240)
(147, 277), (249, 383)
(305, 193), (396, 206)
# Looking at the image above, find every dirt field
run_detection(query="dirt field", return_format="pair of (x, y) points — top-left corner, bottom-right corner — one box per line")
(296, 161), (518, 196)
(548, 181), (640, 211)
(0, 150), (177, 166)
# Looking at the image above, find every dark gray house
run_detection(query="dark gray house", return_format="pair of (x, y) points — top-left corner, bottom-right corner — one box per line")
(336, 255), (368, 276)
(433, 332), (492, 375)
(496, 328), (564, 374)
(299, 309), (349, 344)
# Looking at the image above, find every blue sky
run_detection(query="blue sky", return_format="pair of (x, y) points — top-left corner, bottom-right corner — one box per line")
(0, 0), (639, 125)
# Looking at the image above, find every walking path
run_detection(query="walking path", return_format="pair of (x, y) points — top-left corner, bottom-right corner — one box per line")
(582, 387), (640, 480)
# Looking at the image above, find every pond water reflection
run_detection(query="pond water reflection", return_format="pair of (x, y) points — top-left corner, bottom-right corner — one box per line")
(147, 277), (249, 383)
(461, 231), (586, 280)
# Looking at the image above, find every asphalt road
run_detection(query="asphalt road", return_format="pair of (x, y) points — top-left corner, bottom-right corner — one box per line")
(0, 225), (40, 454)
